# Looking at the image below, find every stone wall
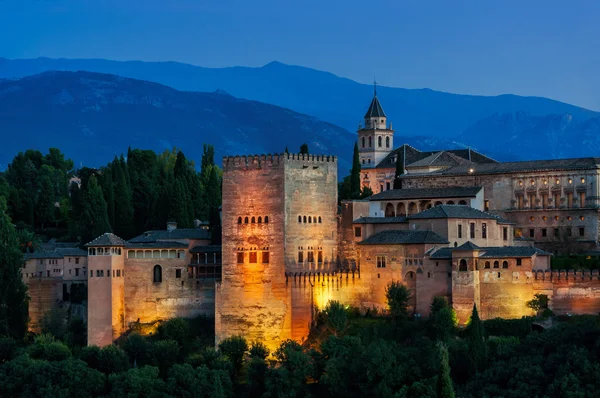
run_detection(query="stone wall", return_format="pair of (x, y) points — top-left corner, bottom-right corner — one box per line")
(26, 278), (62, 332)
(533, 270), (600, 315)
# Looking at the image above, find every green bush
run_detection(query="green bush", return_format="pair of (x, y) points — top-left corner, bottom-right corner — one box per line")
(483, 317), (533, 339)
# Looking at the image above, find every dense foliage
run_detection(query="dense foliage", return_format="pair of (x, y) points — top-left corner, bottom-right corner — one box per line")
(0, 146), (222, 244)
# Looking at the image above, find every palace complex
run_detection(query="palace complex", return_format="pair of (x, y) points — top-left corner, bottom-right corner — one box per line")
(22, 90), (600, 350)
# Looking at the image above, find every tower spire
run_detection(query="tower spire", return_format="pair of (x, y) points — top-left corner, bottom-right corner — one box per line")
(373, 77), (378, 96)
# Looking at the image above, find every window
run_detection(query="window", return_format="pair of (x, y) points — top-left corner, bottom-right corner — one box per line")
(308, 216), (312, 223)
(262, 251), (269, 264)
(318, 216), (322, 223)
(482, 223), (487, 239)
(362, 137), (365, 148)
(554, 228), (559, 237)
(244, 217), (249, 224)
(386, 182), (390, 191)
(75, 268), (79, 277)
(503, 227), (508, 241)
(493, 261), (499, 268)
(354, 227), (362, 237)
(567, 228), (572, 237)
(303, 216), (307, 223)
(318, 251), (323, 264)
(265, 216), (269, 223)
(378, 136), (382, 147)
(385, 136), (390, 148)
(380, 184), (383, 192)
(237, 252), (244, 264)
(470, 223), (475, 239)
(516, 258), (522, 266)
(96, 270), (101, 277)
(484, 261), (490, 269)
(307, 250), (314, 263)
(249, 252), (257, 263)
(176, 269), (182, 278)
(458, 224), (462, 239)
(117, 269), (121, 277)
(529, 229), (534, 238)
(579, 227), (585, 237)
(484, 200), (490, 212)
(251, 217), (255, 223)
(75, 258), (79, 264)
(258, 216), (262, 223)
(377, 256), (386, 268)
(153, 265), (162, 283)
(541, 228), (547, 237)
(368, 159), (371, 164)
(368, 136), (372, 147)
(90, 272), (93, 278)
(298, 251), (304, 264)
(298, 215), (302, 223)
(238, 217), (242, 224)
(502, 261), (509, 268)
(459, 259), (468, 272)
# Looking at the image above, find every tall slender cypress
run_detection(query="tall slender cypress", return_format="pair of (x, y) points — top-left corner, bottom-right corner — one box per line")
(467, 303), (487, 374)
(350, 142), (361, 198)
(80, 175), (111, 243)
(436, 342), (455, 398)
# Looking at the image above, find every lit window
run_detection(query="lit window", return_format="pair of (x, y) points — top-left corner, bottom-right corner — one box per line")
(519, 181), (523, 187)
(531, 180), (535, 186)
(580, 216), (585, 221)
(307, 250), (314, 263)
(262, 251), (269, 264)
(568, 178), (573, 184)
(249, 252), (257, 263)
(530, 216), (535, 221)
(298, 251), (304, 263)
(543, 216), (547, 221)
(556, 179), (560, 185)
(543, 179), (547, 185)
(581, 177), (585, 183)
(554, 216), (559, 221)
(237, 252), (244, 264)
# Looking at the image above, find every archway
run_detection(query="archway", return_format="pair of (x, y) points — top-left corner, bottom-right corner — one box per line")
(434, 201), (443, 206)
(397, 202), (406, 216)
(459, 259), (468, 272)
(408, 202), (417, 215)
(446, 200), (455, 205)
(458, 200), (468, 205)
(153, 265), (162, 283)
(385, 203), (395, 217)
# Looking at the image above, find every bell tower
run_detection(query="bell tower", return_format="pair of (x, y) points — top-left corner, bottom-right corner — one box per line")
(357, 81), (394, 167)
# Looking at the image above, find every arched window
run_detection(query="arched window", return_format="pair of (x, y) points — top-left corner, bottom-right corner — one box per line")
(459, 259), (468, 272)
(308, 216), (312, 223)
(386, 136), (390, 148)
(458, 200), (467, 205)
(251, 216), (256, 223)
(385, 203), (395, 218)
(264, 216), (269, 223)
(378, 136), (382, 147)
(237, 217), (242, 224)
(258, 216), (262, 224)
(434, 201), (443, 206)
(493, 261), (499, 268)
(484, 261), (490, 269)
(303, 216), (307, 223)
(362, 137), (365, 148)
(244, 217), (249, 224)
(368, 136), (372, 147)
(153, 265), (162, 283)
(318, 216), (322, 223)
(298, 215), (302, 223)
(502, 261), (509, 269)
(446, 201), (455, 205)
(362, 159), (365, 164)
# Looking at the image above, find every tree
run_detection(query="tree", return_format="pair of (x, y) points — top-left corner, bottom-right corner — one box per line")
(158, 317), (189, 346)
(218, 335), (248, 382)
(152, 339), (180, 378)
(112, 157), (135, 238)
(284, 146), (289, 154)
(350, 142), (361, 198)
(430, 297), (457, 342)
(526, 294), (549, 315)
(385, 281), (411, 322)
(299, 143), (309, 155)
(80, 175), (111, 243)
(360, 186), (373, 199)
(0, 197), (29, 339)
(393, 150), (404, 189)
(169, 178), (193, 228)
(36, 175), (55, 230)
(436, 342), (455, 398)
(108, 366), (169, 397)
(323, 300), (348, 336)
(467, 303), (487, 374)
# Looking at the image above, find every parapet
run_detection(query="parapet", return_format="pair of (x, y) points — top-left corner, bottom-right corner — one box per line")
(533, 269), (600, 282)
(223, 153), (337, 173)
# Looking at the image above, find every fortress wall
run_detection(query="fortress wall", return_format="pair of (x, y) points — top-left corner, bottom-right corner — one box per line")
(26, 278), (62, 332)
(533, 270), (600, 315)
(123, 258), (214, 325)
(217, 155), (289, 352)
(478, 270), (536, 320)
(283, 155), (338, 274)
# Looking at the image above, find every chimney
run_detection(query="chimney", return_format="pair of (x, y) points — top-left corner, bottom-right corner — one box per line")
(166, 221), (177, 232)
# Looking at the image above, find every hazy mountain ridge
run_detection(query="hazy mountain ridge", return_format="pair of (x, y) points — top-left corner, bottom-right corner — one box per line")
(0, 57), (598, 162)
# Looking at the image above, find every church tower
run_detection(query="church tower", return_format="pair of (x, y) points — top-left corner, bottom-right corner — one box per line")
(357, 82), (394, 167)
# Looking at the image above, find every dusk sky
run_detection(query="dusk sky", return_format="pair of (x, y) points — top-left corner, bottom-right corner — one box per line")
(1, 0), (599, 110)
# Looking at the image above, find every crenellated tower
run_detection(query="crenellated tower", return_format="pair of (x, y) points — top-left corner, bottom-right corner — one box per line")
(357, 82), (394, 167)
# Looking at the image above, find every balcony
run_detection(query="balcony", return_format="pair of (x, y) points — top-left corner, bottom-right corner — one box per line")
(188, 261), (221, 280)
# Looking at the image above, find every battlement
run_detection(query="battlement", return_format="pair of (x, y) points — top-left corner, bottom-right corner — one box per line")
(223, 153), (337, 172)
(533, 269), (600, 282)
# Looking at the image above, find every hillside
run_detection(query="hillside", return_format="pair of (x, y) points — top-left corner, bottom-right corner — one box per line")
(0, 71), (359, 169)
(0, 58), (598, 161)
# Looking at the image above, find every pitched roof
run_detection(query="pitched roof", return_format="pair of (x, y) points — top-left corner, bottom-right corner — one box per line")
(24, 251), (64, 260)
(129, 228), (211, 243)
(359, 230), (449, 245)
(190, 245), (222, 253)
(55, 248), (88, 257)
(352, 216), (408, 224)
(85, 233), (129, 247)
(127, 242), (189, 249)
(406, 151), (474, 169)
(429, 246), (551, 259)
(374, 144), (497, 170)
(408, 205), (501, 220)
(455, 241), (481, 251)
(369, 187), (482, 201)
(364, 95), (386, 118)
(411, 157), (600, 177)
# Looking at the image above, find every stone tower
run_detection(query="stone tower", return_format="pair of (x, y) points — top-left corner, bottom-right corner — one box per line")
(215, 153), (338, 352)
(86, 233), (126, 347)
(357, 83), (394, 167)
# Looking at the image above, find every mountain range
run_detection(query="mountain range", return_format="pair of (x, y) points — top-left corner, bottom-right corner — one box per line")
(0, 57), (599, 167)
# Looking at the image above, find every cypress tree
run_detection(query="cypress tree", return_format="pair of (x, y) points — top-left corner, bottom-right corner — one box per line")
(299, 144), (309, 155)
(36, 175), (55, 231)
(80, 175), (111, 243)
(350, 142), (361, 198)
(284, 146), (289, 154)
(393, 149), (404, 189)
(169, 179), (193, 228)
(436, 342), (455, 398)
(101, 168), (116, 229)
(113, 158), (135, 238)
(0, 197), (29, 339)
(467, 303), (487, 374)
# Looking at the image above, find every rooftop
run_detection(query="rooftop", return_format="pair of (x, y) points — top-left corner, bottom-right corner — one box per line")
(129, 228), (211, 243)
(359, 230), (449, 245)
(429, 246), (551, 259)
(369, 187), (482, 201)
(190, 245), (222, 253)
(374, 144), (497, 170)
(353, 216), (408, 224)
(85, 233), (129, 247)
(127, 241), (189, 249)
(408, 205), (508, 221)
(364, 94), (386, 119)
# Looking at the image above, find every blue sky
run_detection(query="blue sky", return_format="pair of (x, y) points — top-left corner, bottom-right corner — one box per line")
(1, 0), (599, 110)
